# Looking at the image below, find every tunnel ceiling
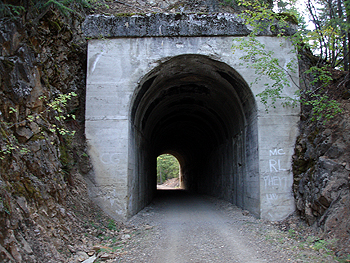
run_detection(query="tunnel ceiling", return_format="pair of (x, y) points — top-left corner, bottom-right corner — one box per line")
(132, 55), (251, 162)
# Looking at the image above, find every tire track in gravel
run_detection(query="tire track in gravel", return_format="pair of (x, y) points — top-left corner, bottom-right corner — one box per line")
(155, 191), (265, 263)
(117, 190), (291, 263)
(115, 190), (338, 263)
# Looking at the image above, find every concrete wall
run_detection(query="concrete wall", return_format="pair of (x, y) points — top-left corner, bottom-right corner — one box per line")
(84, 14), (299, 221)
(85, 34), (299, 221)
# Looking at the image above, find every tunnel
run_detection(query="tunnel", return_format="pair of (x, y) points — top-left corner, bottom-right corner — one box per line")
(128, 54), (259, 218)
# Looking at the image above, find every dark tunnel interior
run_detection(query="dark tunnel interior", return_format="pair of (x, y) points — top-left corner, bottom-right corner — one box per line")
(128, 54), (259, 218)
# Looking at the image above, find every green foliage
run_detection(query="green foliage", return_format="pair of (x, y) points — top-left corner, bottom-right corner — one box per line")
(0, 2), (25, 18)
(304, 0), (350, 70)
(302, 91), (343, 123)
(0, 92), (77, 160)
(303, 236), (338, 254)
(236, 0), (298, 35)
(36, 92), (77, 136)
(305, 66), (333, 87)
(0, 0), (91, 19)
(34, 0), (74, 15)
(221, 0), (275, 10)
(288, 228), (296, 238)
(0, 128), (28, 160)
(107, 219), (118, 231)
(157, 154), (180, 184)
(33, 0), (91, 15)
(232, 35), (298, 111)
(0, 196), (10, 215)
(312, 239), (328, 251)
(299, 66), (342, 123)
(231, 0), (343, 122)
(41, 92), (77, 135)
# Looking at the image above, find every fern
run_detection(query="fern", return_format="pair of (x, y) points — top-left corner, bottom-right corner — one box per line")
(0, 1), (25, 18)
(35, 0), (74, 16)
(0, 0), (91, 19)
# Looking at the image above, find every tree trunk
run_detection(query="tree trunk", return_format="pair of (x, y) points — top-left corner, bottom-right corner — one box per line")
(339, 0), (349, 70)
(344, 0), (350, 70)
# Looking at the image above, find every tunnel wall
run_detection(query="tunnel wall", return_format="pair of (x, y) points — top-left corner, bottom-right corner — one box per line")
(85, 35), (299, 221)
(127, 126), (155, 217)
(199, 97), (260, 216)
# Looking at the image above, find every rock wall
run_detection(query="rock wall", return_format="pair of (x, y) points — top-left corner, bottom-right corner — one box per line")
(293, 53), (350, 255)
(0, 7), (123, 263)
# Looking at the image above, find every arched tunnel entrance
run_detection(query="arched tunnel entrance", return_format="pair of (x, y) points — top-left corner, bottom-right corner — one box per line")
(156, 153), (182, 189)
(128, 54), (259, 217)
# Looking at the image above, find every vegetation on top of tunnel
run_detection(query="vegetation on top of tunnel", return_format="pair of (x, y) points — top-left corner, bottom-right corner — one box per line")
(157, 154), (180, 184)
(231, 0), (345, 123)
(0, 0), (92, 20)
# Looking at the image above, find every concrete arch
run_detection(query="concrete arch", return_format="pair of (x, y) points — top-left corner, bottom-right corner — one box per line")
(85, 33), (299, 221)
(128, 54), (259, 217)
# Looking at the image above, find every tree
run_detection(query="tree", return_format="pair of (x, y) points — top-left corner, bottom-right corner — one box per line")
(231, 0), (343, 122)
(305, 0), (350, 70)
(157, 154), (180, 184)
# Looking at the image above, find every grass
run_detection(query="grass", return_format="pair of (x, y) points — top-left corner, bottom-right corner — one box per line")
(288, 229), (296, 238)
(107, 219), (118, 231)
(256, 225), (348, 262)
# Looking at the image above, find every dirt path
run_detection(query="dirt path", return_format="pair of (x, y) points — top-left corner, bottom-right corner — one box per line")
(117, 190), (336, 263)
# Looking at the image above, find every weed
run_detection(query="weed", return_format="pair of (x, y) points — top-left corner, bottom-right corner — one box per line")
(0, 196), (10, 215)
(290, 245), (298, 251)
(111, 245), (123, 252)
(312, 239), (328, 251)
(277, 237), (284, 243)
(97, 247), (110, 253)
(107, 219), (118, 231)
(288, 229), (296, 238)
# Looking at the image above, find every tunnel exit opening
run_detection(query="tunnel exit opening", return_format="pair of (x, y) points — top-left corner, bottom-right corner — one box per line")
(128, 54), (259, 218)
(156, 153), (183, 190)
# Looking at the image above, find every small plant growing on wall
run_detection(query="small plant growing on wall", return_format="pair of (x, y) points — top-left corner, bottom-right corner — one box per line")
(0, 92), (77, 160)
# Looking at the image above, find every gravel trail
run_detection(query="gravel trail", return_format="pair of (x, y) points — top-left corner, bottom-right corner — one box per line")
(117, 190), (336, 263)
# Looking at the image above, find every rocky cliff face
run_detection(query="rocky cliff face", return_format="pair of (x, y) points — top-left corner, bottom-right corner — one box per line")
(0, 7), (130, 262)
(293, 59), (350, 256)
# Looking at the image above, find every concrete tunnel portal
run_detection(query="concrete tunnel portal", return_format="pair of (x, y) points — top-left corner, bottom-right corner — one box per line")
(84, 13), (299, 221)
(128, 54), (259, 217)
